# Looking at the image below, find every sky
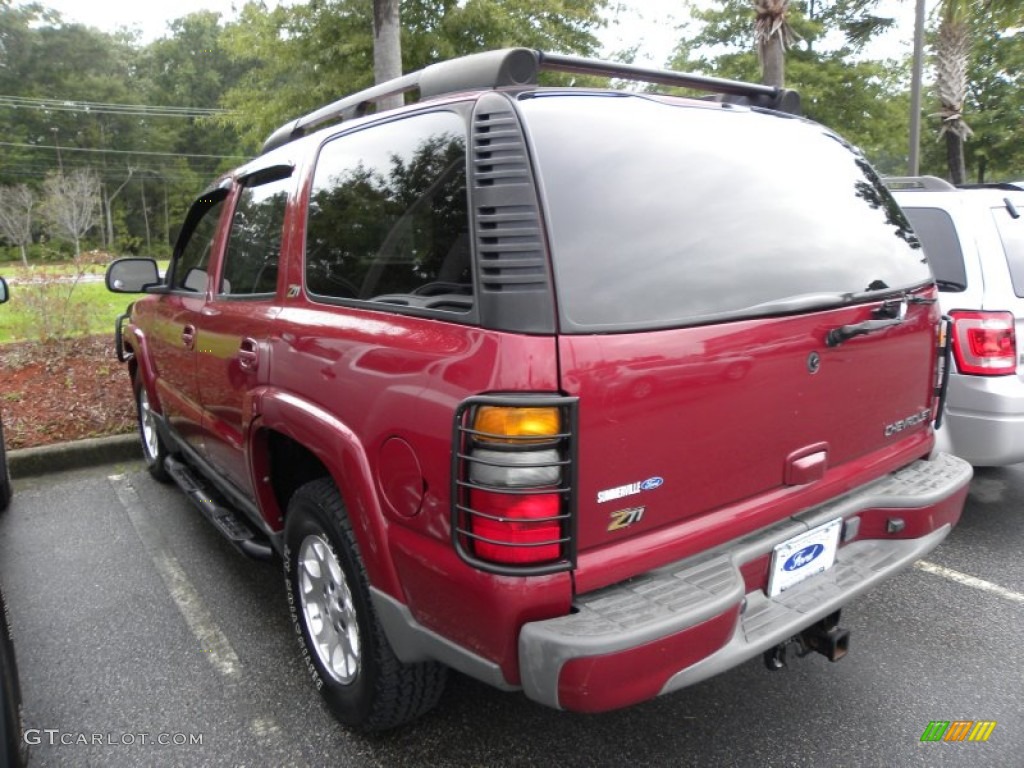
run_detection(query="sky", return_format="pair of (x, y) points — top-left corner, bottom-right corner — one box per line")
(32, 0), (934, 66)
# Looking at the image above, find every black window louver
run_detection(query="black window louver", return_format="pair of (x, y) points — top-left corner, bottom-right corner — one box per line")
(471, 96), (550, 299)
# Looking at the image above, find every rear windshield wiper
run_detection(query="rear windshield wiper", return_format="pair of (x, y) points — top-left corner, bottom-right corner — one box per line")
(735, 292), (855, 318)
(826, 316), (904, 347)
(827, 285), (942, 345)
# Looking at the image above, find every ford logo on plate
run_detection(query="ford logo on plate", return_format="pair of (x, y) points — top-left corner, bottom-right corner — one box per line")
(640, 477), (664, 491)
(783, 543), (825, 572)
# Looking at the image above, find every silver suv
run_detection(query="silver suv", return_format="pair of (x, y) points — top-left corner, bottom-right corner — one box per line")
(888, 177), (1024, 466)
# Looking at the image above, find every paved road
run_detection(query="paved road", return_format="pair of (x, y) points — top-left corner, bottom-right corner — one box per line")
(0, 460), (1021, 767)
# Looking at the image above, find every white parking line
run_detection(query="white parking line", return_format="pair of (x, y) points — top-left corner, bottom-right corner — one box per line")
(915, 560), (1024, 606)
(110, 474), (301, 763)
(109, 473), (244, 680)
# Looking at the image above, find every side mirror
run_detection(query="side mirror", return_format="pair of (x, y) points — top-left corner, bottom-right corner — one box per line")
(106, 257), (161, 293)
(0, 276), (7, 304)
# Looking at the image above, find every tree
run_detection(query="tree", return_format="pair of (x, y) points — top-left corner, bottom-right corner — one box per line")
(669, 1), (908, 173)
(374, 0), (403, 110)
(754, 0), (797, 87)
(42, 169), (100, 258)
(219, 0), (609, 149)
(0, 184), (36, 266)
(932, 0), (1024, 184)
(958, 21), (1024, 182)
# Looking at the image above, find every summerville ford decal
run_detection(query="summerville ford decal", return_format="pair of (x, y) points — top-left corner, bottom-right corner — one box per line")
(596, 476), (663, 504)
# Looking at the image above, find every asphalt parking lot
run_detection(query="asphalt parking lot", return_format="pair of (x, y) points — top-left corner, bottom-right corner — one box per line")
(1, 454), (1021, 767)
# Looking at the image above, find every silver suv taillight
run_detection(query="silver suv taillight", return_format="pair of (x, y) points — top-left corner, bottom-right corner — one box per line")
(452, 395), (577, 575)
(949, 310), (1017, 375)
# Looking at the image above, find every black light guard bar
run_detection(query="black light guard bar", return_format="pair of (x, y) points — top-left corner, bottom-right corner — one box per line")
(261, 48), (801, 154)
(934, 315), (954, 430)
(451, 394), (579, 577)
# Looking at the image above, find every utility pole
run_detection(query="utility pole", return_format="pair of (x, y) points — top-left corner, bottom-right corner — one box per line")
(50, 126), (63, 174)
(908, 0), (926, 175)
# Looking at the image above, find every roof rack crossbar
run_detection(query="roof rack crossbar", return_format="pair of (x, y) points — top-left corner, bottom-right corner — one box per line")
(538, 52), (774, 99)
(261, 48), (801, 154)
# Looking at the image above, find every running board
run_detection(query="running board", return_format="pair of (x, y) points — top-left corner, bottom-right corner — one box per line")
(163, 455), (274, 560)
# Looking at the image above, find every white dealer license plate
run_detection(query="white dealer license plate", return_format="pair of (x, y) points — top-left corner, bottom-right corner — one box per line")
(767, 518), (843, 597)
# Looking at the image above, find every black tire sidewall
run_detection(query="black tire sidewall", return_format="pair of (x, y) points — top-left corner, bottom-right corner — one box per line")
(133, 377), (169, 481)
(283, 481), (379, 727)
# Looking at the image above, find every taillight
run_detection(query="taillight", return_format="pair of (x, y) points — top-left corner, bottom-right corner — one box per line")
(452, 396), (577, 575)
(949, 310), (1017, 375)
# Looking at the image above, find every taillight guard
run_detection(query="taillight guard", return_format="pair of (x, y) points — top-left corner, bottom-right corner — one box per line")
(452, 394), (578, 576)
(933, 315), (953, 428)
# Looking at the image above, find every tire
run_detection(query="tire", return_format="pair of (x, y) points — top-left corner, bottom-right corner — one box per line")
(0, 415), (11, 513)
(284, 478), (446, 730)
(134, 377), (171, 483)
(0, 590), (26, 768)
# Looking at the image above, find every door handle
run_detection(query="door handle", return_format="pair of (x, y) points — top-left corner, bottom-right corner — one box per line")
(238, 338), (259, 372)
(181, 324), (196, 350)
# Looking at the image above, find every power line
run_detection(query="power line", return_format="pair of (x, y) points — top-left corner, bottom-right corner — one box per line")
(0, 94), (232, 118)
(0, 141), (248, 160)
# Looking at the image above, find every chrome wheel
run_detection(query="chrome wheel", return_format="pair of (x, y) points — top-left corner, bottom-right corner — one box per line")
(297, 534), (360, 685)
(138, 386), (160, 461)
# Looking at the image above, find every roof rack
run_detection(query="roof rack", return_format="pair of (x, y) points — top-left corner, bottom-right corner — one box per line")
(958, 182), (1024, 191)
(882, 176), (956, 191)
(261, 48), (802, 154)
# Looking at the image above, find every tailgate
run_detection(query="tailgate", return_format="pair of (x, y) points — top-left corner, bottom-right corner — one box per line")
(560, 300), (940, 587)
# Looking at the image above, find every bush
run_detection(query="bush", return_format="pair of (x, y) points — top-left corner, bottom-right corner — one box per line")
(3, 250), (112, 352)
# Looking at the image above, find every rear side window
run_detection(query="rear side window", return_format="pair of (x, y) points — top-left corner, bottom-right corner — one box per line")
(992, 203), (1024, 298)
(305, 111), (472, 312)
(220, 171), (291, 296)
(900, 207), (968, 292)
(520, 95), (932, 332)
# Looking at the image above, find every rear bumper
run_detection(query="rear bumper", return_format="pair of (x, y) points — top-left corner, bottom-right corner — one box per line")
(518, 453), (972, 712)
(940, 373), (1024, 466)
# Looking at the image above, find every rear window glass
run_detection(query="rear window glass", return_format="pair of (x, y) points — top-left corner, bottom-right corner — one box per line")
(992, 202), (1024, 298)
(519, 95), (931, 332)
(899, 207), (968, 292)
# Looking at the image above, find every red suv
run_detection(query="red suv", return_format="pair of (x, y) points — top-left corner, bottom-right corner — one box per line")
(107, 49), (972, 730)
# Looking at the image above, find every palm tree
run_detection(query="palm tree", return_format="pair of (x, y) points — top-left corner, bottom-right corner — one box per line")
(754, 0), (798, 87)
(933, 0), (1023, 183)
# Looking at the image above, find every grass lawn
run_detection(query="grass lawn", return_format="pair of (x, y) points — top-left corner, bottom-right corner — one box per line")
(0, 260), (168, 344)
(0, 280), (131, 344)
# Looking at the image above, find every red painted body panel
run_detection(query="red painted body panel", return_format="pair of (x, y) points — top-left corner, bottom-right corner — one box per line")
(252, 303), (562, 616)
(854, 491), (968, 541)
(138, 295), (206, 450)
(560, 295), (942, 594)
(195, 301), (280, 497)
(389, 526), (571, 682)
(557, 606), (740, 713)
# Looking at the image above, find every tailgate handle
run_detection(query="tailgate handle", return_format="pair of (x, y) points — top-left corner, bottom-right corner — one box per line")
(784, 444), (829, 486)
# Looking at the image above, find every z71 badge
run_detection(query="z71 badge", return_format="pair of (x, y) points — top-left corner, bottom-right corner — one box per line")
(608, 506), (645, 532)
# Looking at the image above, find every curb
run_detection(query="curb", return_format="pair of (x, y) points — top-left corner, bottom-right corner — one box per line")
(9, 433), (143, 478)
